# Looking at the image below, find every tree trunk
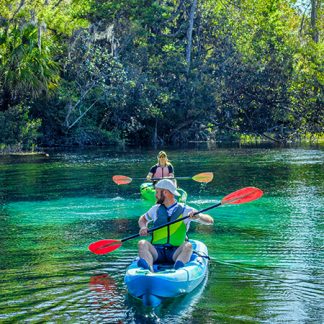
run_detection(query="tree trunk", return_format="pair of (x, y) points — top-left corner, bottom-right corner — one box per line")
(311, 0), (319, 43)
(186, 0), (197, 73)
(153, 118), (158, 148)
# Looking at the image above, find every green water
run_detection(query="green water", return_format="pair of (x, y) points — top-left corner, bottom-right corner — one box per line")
(0, 146), (323, 323)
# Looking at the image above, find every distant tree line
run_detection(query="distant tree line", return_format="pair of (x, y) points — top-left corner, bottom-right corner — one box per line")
(0, 0), (323, 150)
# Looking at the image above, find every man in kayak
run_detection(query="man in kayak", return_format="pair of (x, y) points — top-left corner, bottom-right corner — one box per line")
(137, 179), (214, 271)
(146, 151), (175, 181)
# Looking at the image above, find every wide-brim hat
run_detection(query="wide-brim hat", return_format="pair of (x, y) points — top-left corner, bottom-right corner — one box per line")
(155, 179), (180, 196)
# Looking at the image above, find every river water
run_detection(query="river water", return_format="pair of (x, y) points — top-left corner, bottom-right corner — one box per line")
(0, 145), (323, 323)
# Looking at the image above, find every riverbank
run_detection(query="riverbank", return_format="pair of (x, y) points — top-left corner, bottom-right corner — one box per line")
(2, 152), (50, 157)
(1, 133), (323, 157)
(0, 150), (49, 157)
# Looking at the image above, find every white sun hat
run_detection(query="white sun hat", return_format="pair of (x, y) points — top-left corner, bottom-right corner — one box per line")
(155, 179), (181, 196)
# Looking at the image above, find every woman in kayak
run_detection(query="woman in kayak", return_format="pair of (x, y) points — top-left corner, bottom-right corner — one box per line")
(137, 179), (214, 272)
(146, 151), (174, 181)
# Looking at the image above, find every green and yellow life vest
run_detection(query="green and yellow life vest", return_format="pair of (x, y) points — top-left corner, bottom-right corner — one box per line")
(151, 204), (187, 246)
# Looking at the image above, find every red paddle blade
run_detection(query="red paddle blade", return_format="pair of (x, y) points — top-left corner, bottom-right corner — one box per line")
(112, 175), (132, 185)
(192, 172), (214, 183)
(88, 239), (122, 255)
(222, 187), (263, 205)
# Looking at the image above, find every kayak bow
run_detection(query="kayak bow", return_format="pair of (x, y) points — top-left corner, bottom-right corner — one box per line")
(124, 239), (208, 307)
(140, 182), (188, 203)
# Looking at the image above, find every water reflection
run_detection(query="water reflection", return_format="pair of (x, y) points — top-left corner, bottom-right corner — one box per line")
(89, 273), (122, 320)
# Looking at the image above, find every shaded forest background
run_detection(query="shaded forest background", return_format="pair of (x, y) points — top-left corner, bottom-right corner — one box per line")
(0, 0), (323, 150)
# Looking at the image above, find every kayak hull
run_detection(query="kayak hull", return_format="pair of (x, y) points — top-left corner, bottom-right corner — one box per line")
(124, 240), (208, 306)
(140, 182), (187, 203)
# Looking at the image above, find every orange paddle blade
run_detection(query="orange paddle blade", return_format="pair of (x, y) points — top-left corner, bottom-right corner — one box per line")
(222, 187), (263, 205)
(112, 175), (132, 185)
(88, 239), (122, 255)
(192, 172), (214, 183)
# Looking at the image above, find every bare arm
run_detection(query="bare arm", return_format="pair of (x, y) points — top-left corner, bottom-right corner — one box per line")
(146, 172), (153, 180)
(138, 215), (149, 235)
(189, 211), (214, 225)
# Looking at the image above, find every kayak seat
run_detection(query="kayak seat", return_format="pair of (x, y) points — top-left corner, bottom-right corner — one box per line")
(152, 253), (198, 272)
(153, 264), (174, 272)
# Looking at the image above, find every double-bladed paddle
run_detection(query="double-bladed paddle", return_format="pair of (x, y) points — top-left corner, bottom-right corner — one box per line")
(112, 172), (213, 185)
(88, 186), (263, 255)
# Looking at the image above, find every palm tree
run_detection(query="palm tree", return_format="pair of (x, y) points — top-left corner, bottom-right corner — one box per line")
(0, 23), (59, 110)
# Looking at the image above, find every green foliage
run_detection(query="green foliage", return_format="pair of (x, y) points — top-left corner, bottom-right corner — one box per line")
(64, 126), (125, 146)
(0, 0), (323, 148)
(0, 24), (59, 101)
(0, 0), (89, 108)
(201, 0), (323, 143)
(0, 104), (41, 151)
(289, 40), (324, 135)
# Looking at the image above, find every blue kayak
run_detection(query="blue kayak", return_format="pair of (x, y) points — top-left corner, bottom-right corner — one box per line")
(124, 240), (209, 307)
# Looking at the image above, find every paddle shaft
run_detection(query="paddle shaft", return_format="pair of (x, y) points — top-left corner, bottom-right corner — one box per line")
(121, 201), (222, 243)
(150, 176), (194, 181)
(151, 175), (206, 181)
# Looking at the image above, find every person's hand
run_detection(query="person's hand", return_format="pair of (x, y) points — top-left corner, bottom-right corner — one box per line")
(146, 176), (151, 181)
(139, 226), (148, 236)
(189, 211), (199, 220)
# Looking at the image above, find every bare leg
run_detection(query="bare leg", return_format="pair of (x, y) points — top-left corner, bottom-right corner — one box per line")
(173, 241), (193, 264)
(138, 240), (158, 271)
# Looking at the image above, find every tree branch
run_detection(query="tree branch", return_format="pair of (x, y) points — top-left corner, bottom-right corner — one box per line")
(7, 0), (25, 31)
(68, 99), (99, 129)
(162, 0), (186, 25)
